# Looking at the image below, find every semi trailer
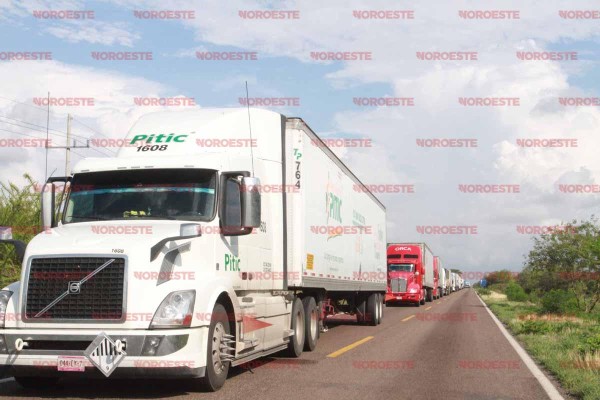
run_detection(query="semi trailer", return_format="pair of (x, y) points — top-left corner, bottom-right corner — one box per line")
(0, 108), (387, 391)
(435, 257), (445, 298)
(385, 243), (435, 306)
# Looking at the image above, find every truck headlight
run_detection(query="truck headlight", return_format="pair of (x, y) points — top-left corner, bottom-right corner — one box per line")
(409, 288), (418, 294)
(0, 291), (13, 328)
(150, 290), (195, 329)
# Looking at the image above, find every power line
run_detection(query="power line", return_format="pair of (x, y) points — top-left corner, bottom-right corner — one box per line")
(0, 115), (87, 140)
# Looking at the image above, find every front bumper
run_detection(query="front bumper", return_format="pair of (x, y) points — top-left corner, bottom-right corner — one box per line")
(0, 327), (208, 379)
(385, 292), (419, 303)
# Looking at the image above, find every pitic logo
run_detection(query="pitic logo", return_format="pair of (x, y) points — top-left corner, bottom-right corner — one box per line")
(129, 133), (188, 145)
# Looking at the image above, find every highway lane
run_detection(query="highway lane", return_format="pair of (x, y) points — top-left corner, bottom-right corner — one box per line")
(0, 289), (565, 399)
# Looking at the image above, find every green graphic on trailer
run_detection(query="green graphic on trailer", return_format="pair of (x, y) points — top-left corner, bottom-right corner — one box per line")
(225, 254), (241, 271)
(130, 133), (188, 144)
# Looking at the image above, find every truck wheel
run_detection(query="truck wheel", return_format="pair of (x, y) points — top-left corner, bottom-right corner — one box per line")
(378, 294), (383, 324)
(199, 303), (231, 392)
(286, 297), (305, 357)
(420, 290), (426, 305)
(14, 376), (59, 389)
(426, 289), (433, 302)
(414, 301), (420, 307)
(302, 297), (319, 351)
(366, 293), (378, 326)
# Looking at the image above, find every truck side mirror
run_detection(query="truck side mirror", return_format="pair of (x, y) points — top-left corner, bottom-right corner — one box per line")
(221, 174), (260, 236)
(41, 183), (56, 229)
(0, 228), (26, 265)
(241, 177), (261, 228)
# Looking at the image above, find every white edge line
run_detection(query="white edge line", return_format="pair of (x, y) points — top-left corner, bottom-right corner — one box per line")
(0, 377), (14, 384)
(476, 293), (564, 400)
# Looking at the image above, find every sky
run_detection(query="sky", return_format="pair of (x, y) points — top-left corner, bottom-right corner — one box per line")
(0, 0), (599, 275)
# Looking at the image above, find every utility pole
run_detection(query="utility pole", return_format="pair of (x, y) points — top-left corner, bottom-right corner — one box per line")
(65, 114), (72, 177)
(47, 114), (89, 177)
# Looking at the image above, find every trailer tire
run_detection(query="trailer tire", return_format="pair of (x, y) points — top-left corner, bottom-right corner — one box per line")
(199, 303), (231, 392)
(302, 297), (319, 351)
(426, 289), (433, 302)
(286, 297), (305, 357)
(366, 293), (378, 326)
(376, 294), (383, 324)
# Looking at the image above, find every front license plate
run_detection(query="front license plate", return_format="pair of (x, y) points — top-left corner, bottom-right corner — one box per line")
(58, 356), (85, 372)
(396, 296), (402, 300)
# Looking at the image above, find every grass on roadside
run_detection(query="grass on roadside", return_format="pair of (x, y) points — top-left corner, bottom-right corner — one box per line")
(479, 291), (600, 400)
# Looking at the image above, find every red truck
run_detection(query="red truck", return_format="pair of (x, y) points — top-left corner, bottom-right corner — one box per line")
(385, 243), (438, 306)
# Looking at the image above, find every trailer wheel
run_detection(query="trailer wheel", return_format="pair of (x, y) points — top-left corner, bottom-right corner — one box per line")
(286, 297), (305, 357)
(199, 303), (232, 392)
(302, 297), (319, 351)
(426, 289), (433, 302)
(378, 294), (384, 323)
(376, 294), (383, 325)
(366, 293), (378, 326)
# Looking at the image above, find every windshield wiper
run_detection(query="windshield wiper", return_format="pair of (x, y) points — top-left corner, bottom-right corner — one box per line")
(70, 215), (109, 221)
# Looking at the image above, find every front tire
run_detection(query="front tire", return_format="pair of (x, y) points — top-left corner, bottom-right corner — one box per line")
(286, 297), (305, 357)
(199, 303), (231, 392)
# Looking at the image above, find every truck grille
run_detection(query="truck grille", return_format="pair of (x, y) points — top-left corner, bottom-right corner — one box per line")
(25, 257), (125, 321)
(391, 278), (407, 293)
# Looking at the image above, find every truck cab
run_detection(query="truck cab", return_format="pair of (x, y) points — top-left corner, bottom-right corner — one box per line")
(385, 245), (424, 306)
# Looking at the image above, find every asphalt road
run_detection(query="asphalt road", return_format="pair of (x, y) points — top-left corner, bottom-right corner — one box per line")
(0, 289), (564, 400)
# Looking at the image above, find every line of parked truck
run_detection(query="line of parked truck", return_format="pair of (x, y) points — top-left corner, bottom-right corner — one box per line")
(0, 109), (463, 391)
(385, 243), (464, 306)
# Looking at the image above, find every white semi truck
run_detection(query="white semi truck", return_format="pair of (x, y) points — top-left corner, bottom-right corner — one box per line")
(0, 108), (386, 390)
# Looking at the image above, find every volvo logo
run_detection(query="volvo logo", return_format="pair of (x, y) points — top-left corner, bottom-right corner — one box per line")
(68, 281), (81, 294)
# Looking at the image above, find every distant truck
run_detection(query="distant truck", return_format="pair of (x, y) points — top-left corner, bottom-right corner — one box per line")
(434, 256), (444, 298)
(443, 268), (452, 295)
(385, 243), (436, 306)
(0, 108), (387, 391)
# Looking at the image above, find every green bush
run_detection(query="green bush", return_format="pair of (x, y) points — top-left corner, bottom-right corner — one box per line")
(477, 287), (491, 295)
(540, 289), (580, 314)
(506, 282), (528, 302)
(518, 320), (552, 334)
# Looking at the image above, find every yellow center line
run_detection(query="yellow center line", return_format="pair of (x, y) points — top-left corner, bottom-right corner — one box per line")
(401, 315), (415, 322)
(425, 306), (432, 310)
(327, 336), (374, 358)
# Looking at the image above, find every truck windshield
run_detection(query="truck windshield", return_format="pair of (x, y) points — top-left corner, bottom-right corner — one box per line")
(388, 264), (414, 272)
(62, 169), (217, 223)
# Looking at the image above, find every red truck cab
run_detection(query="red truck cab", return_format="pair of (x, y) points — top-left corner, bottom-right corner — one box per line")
(385, 245), (425, 306)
